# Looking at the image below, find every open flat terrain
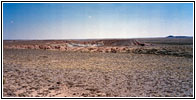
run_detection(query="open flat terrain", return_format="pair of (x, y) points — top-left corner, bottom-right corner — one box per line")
(3, 38), (193, 97)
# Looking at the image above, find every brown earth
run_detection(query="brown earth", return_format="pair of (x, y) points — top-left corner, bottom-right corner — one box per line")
(3, 39), (192, 58)
(3, 38), (193, 97)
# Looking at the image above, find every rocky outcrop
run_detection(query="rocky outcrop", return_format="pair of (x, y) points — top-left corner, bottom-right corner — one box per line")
(3, 39), (150, 53)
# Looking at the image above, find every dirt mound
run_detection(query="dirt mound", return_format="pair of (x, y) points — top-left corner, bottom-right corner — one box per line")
(3, 39), (149, 52)
(96, 39), (147, 46)
(65, 39), (148, 47)
(132, 48), (193, 58)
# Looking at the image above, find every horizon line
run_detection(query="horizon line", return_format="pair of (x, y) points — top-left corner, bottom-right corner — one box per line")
(3, 36), (193, 41)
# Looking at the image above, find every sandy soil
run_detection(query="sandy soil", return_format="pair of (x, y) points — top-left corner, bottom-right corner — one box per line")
(3, 48), (193, 97)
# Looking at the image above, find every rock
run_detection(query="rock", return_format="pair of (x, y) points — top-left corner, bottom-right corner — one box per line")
(111, 48), (117, 53)
(34, 45), (40, 49)
(55, 46), (60, 49)
(59, 46), (66, 51)
(48, 86), (59, 90)
(39, 45), (51, 50)
(96, 93), (106, 97)
(56, 82), (61, 84)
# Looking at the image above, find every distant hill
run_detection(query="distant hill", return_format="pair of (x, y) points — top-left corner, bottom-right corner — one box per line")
(167, 35), (193, 38)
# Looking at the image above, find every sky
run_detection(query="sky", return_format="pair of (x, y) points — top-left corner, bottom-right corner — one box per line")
(3, 3), (194, 39)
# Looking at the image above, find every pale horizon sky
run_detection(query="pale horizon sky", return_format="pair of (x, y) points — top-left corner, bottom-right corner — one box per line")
(3, 3), (194, 40)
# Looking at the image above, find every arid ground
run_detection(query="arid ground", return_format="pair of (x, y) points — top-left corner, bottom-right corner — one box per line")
(3, 38), (193, 97)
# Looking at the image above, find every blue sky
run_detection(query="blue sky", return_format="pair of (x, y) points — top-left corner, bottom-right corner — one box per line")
(3, 3), (193, 39)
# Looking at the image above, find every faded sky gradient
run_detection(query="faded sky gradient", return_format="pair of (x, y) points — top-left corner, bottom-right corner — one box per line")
(3, 3), (194, 39)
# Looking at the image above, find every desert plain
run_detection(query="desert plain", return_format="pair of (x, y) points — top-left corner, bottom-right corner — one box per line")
(3, 38), (193, 97)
